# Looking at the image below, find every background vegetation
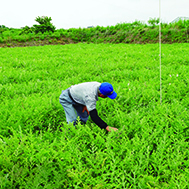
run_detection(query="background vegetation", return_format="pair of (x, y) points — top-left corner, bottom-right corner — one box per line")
(0, 17), (188, 48)
(0, 43), (188, 188)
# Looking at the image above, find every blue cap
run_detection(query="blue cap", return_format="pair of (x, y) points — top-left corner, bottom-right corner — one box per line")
(99, 82), (117, 99)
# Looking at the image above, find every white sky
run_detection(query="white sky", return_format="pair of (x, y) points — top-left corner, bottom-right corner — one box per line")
(1, 0), (188, 29)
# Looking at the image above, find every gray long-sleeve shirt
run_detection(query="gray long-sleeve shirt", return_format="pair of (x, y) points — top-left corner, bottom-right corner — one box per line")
(70, 82), (101, 112)
(69, 82), (108, 129)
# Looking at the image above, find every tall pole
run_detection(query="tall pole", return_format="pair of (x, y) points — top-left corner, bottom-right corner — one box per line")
(159, 0), (162, 105)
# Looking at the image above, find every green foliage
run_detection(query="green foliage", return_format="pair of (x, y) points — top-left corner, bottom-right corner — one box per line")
(33, 16), (56, 34)
(0, 37), (3, 43)
(0, 19), (189, 47)
(0, 43), (189, 188)
(0, 25), (8, 28)
(148, 18), (160, 26)
(0, 25), (9, 34)
(19, 25), (34, 35)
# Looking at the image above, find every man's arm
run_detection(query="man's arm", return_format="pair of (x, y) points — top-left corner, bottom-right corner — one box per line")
(89, 109), (118, 132)
(89, 109), (108, 129)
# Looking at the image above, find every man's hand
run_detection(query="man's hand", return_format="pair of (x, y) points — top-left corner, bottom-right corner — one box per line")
(106, 126), (118, 132)
(82, 106), (89, 115)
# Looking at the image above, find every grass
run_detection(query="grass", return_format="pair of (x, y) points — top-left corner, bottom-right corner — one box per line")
(0, 43), (189, 188)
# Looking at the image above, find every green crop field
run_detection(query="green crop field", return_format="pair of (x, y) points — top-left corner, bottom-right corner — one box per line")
(0, 43), (189, 188)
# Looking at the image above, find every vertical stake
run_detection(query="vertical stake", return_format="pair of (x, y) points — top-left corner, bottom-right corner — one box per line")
(159, 0), (162, 105)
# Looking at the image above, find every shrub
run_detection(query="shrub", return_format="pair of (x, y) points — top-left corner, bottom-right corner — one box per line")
(0, 25), (9, 34)
(0, 37), (3, 43)
(33, 16), (56, 34)
(20, 26), (34, 35)
(148, 18), (160, 27)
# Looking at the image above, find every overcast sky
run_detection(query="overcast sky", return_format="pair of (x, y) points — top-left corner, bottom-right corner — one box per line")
(1, 0), (188, 29)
